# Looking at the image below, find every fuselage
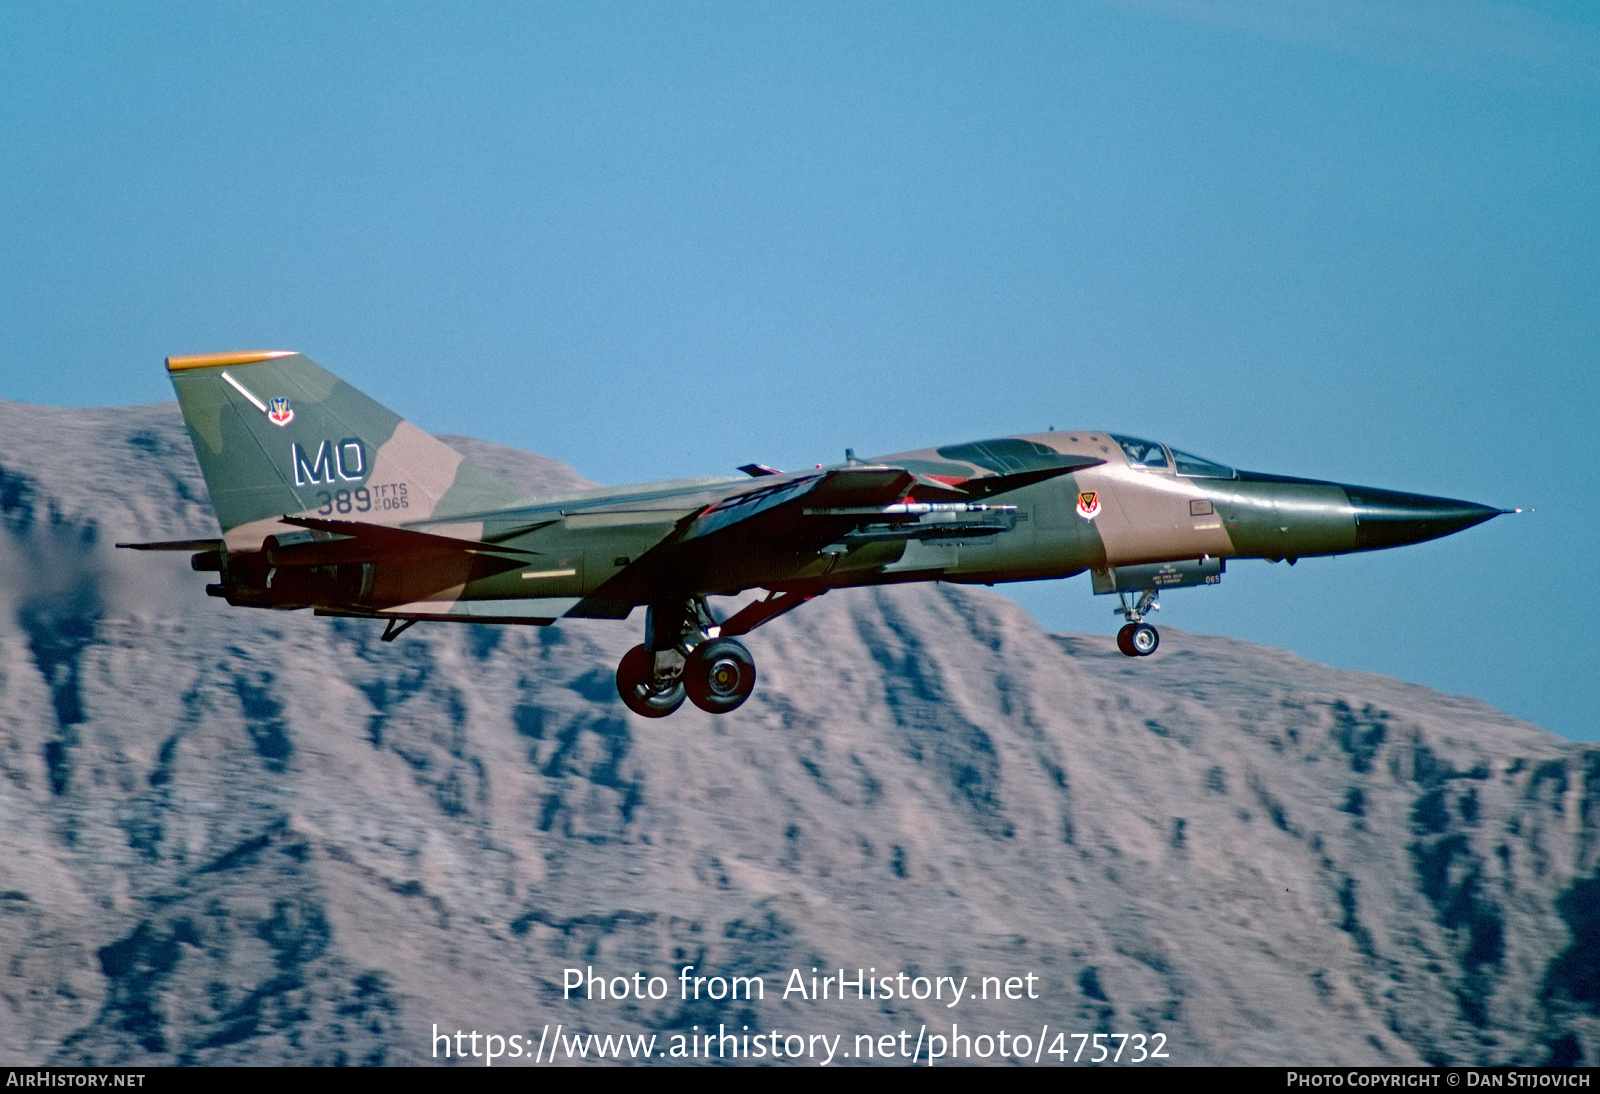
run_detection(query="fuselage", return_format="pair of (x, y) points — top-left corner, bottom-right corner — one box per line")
(224, 430), (1498, 617)
(134, 350), (1508, 712)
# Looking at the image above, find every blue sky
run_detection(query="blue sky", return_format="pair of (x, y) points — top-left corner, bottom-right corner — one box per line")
(4, 2), (1596, 740)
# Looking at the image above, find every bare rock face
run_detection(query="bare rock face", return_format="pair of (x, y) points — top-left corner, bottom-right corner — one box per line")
(0, 399), (1596, 1067)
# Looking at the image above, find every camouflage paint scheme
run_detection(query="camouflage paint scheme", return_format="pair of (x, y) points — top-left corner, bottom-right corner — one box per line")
(125, 352), (1507, 712)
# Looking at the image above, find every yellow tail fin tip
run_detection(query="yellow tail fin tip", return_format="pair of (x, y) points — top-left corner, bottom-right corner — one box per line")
(166, 350), (298, 372)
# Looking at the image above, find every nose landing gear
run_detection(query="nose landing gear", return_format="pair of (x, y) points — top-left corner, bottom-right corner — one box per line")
(1114, 590), (1160, 657)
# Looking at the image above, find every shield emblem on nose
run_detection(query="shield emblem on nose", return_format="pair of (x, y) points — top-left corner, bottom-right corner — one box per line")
(1077, 491), (1100, 520)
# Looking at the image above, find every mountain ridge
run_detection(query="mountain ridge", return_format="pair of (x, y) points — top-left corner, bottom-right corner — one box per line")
(0, 398), (1594, 1066)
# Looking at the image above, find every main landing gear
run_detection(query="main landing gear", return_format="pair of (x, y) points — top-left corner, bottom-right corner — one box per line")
(615, 591), (818, 718)
(618, 640), (757, 718)
(1114, 589), (1160, 658)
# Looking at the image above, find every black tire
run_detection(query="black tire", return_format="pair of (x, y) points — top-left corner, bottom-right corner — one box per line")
(616, 644), (685, 718)
(1116, 623), (1139, 657)
(685, 638), (757, 714)
(1130, 623), (1159, 656)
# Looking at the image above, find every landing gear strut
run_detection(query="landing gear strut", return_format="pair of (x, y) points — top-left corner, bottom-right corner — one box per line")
(1114, 589), (1160, 658)
(615, 596), (758, 717)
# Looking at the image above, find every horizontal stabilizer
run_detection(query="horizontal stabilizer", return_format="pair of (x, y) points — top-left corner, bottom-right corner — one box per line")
(116, 538), (224, 552)
(278, 516), (534, 557)
(317, 595), (581, 624)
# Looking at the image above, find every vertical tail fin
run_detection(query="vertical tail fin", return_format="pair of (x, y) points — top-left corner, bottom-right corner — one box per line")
(167, 351), (526, 548)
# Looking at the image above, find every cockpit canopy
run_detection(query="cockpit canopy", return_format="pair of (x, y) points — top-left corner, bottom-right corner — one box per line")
(1108, 434), (1235, 479)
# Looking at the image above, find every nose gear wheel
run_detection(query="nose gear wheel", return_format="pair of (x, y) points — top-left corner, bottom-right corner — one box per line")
(1130, 622), (1158, 656)
(1116, 623), (1137, 656)
(1113, 590), (1161, 657)
(1116, 622), (1160, 657)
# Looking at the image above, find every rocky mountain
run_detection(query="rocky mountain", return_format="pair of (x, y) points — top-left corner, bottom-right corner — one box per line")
(0, 398), (1594, 1067)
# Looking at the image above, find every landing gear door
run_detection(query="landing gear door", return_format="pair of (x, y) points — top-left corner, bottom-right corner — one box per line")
(1091, 558), (1224, 594)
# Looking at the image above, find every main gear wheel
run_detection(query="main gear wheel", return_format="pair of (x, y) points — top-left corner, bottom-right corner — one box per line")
(685, 638), (756, 714)
(616, 644), (686, 717)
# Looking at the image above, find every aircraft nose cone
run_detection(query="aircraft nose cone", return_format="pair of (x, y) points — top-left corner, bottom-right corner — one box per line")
(1343, 486), (1506, 551)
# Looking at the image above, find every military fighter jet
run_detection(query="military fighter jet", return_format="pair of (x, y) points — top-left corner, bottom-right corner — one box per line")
(120, 351), (1510, 718)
